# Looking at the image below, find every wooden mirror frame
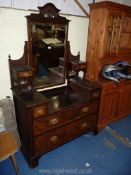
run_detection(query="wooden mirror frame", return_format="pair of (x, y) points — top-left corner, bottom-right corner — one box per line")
(26, 3), (70, 89)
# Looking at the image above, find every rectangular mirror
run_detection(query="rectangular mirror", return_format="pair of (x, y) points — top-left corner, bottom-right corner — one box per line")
(31, 23), (66, 89)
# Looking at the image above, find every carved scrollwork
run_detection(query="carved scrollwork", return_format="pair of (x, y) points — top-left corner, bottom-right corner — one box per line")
(38, 3), (60, 18)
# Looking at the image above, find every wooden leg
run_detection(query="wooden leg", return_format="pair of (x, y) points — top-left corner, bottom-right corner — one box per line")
(93, 128), (99, 135)
(27, 157), (39, 168)
(10, 154), (21, 175)
(20, 145), (39, 168)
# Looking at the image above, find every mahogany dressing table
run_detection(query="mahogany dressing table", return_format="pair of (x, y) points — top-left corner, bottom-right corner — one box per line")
(8, 3), (101, 168)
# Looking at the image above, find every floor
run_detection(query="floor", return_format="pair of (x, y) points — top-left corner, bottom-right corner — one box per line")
(0, 115), (131, 175)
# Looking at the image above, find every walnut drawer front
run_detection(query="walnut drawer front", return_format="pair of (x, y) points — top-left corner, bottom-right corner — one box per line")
(91, 90), (101, 99)
(76, 100), (99, 117)
(33, 112), (63, 136)
(34, 114), (97, 153)
(33, 105), (48, 118)
(17, 71), (33, 78)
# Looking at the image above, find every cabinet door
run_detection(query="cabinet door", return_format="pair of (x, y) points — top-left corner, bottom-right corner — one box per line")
(127, 82), (131, 112)
(118, 15), (131, 54)
(117, 86), (129, 116)
(104, 10), (123, 56)
(98, 89), (119, 125)
(116, 82), (131, 116)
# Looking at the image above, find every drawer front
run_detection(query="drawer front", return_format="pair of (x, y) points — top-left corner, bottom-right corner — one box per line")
(78, 63), (86, 70)
(34, 114), (97, 153)
(17, 71), (33, 78)
(33, 105), (47, 118)
(33, 112), (63, 136)
(91, 90), (101, 99)
(72, 100), (99, 117)
(65, 114), (97, 139)
(72, 62), (86, 71)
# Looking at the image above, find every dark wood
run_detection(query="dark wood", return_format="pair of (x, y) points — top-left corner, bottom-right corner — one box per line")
(12, 81), (101, 168)
(86, 1), (131, 131)
(26, 3), (69, 82)
(8, 3), (101, 168)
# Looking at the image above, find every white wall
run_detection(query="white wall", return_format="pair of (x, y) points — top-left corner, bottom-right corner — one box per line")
(0, 7), (88, 99)
(0, 0), (91, 16)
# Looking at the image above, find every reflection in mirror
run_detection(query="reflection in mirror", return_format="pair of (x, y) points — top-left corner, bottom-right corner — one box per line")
(31, 23), (66, 89)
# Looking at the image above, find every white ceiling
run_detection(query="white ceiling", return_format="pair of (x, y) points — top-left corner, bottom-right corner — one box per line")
(0, 0), (131, 16)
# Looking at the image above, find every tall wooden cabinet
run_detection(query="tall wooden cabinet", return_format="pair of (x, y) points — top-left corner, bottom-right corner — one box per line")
(86, 1), (131, 130)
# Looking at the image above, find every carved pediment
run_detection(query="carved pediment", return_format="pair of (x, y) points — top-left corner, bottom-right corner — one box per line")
(38, 3), (60, 18)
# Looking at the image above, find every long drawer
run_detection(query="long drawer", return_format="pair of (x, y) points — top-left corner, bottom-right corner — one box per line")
(34, 114), (97, 153)
(33, 100), (99, 136)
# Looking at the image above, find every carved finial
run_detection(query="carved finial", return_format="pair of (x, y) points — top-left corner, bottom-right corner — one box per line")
(78, 52), (80, 59)
(8, 54), (11, 59)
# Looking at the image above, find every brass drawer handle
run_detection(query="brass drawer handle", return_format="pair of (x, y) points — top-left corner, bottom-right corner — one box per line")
(23, 72), (29, 76)
(81, 122), (87, 128)
(82, 106), (90, 113)
(49, 118), (58, 125)
(79, 65), (86, 69)
(33, 106), (47, 118)
(92, 92), (99, 98)
(50, 135), (58, 142)
(37, 109), (44, 114)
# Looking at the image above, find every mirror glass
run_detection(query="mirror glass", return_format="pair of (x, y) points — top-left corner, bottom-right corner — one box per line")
(31, 22), (66, 89)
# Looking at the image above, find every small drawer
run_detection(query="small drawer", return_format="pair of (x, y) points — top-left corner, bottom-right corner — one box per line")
(80, 101), (98, 115)
(79, 100), (99, 117)
(78, 115), (97, 131)
(17, 71), (33, 78)
(71, 62), (86, 71)
(33, 105), (47, 118)
(65, 114), (97, 138)
(78, 63), (86, 70)
(91, 90), (101, 99)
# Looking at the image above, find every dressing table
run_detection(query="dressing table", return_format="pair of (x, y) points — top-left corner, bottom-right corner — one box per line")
(8, 3), (101, 168)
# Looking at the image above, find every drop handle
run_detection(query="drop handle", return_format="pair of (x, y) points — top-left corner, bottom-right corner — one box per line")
(38, 109), (43, 113)
(82, 106), (90, 113)
(23, 72), (29, 76)
(92, 92), (99, 98)
(50, 135), (58, 142)
(81, 122), (88, 128)
(49, 118), (58, 125)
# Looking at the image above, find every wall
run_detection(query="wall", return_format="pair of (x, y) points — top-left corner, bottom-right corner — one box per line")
(0, 7), (88, 99)
(0, 0), (91, 16)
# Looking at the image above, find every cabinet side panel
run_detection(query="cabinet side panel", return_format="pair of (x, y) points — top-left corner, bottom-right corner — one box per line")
(86, 8), (107, 80)
(13, 95), (33, 153)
